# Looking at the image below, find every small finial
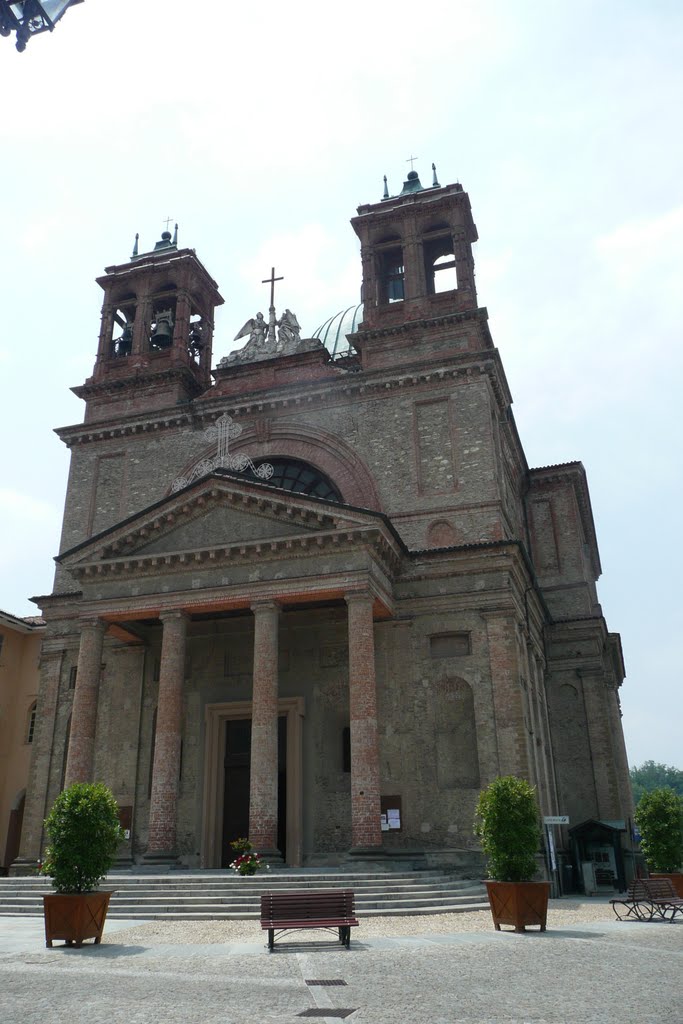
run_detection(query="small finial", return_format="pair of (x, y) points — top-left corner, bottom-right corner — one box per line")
(432, 162), (440, 188)
(382, 175), (389, 200)
(132, 232), (139, 257)
(172, 223), (178, 246)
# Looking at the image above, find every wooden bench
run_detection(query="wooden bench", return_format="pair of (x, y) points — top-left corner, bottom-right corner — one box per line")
(641, 878), (683, 921)
(260, 889), (359, 951)
(610, 878), (683, 921)
(610, 879), (653, 921)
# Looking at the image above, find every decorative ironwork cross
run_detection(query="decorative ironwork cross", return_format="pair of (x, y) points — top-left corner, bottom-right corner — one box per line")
(262, 266), (283, 310)
(213, 413), (242, 463)
(406, 155), (418, 171)
(163, 216), (173, 232)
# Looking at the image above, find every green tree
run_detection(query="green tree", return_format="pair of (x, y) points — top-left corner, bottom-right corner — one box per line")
(474, 776), (541, 882)
(42, 782), (123, 893)
(630, 761), (683, 806)
(634, 787), (683, 873)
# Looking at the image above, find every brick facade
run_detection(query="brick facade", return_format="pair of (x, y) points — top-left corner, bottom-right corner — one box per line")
(15, 171), (635, 881)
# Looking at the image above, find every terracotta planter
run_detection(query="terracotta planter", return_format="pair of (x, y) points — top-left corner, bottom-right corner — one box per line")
(650, 872), (683, 897)
(43, 891), (112, 948)
(484, 879), (551, 933)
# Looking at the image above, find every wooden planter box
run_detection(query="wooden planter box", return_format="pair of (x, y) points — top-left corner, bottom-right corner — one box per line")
(650, 872), (683, 898)
(484, 879), (551, 933)
(43, 891), (112, 948)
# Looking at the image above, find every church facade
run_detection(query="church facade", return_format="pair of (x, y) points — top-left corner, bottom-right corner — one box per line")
(17, 170), (635, 878)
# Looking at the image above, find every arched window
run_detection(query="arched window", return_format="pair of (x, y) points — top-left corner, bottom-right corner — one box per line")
(375, 235), (405, 304)
(60, 715), (71, 791)
(250, 458), (343, 503)
(424, 228), (457, 294)
(26, 702), (37, 744)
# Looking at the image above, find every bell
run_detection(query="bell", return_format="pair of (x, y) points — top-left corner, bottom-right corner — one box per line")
(151, 309), (174, 349)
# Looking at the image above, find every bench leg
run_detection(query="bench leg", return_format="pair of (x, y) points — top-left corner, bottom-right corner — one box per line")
(268, 929), (274, 952)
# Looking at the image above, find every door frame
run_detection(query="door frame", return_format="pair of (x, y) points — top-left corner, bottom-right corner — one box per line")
(201, 697), (304, 868)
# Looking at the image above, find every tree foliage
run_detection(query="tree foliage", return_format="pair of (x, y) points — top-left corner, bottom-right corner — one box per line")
(630, 761), (683, 806)
(42, 783), (123, 894)
(474, 776), (541, 882)
(634, 787), (683, 873)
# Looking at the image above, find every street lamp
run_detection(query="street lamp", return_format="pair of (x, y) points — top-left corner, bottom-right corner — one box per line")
(0, 0), (82, 52)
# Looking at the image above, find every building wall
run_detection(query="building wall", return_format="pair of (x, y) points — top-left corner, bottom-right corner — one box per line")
(0, 617), (43, 871)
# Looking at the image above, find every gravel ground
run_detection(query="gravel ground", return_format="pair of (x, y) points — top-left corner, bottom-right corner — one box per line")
(107, 898), (619, 945)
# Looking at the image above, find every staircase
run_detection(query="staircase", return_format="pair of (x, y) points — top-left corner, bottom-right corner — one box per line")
(0, 869), (488, 920)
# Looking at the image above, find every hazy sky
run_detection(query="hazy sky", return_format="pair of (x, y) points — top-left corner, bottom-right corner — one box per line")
(1, 1), (681, 768)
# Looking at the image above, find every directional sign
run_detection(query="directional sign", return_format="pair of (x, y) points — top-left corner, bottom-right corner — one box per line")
(543, 815), (569, 825)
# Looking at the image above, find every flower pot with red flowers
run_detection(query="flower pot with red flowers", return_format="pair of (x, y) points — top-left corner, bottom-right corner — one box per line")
(228, 837), (268, 876)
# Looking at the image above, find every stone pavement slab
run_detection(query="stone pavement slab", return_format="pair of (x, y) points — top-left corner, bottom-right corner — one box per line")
(0, 915), (680, 1023)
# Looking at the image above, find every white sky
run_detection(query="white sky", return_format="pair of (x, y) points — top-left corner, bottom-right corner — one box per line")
(0, 1), (681, 769)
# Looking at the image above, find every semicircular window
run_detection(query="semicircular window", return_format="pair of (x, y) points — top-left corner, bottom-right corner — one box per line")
(250, 458), (343, 503)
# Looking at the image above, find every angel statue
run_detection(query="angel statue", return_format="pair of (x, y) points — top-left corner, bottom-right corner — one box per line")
(234, 311), (268, 349)
(277, 309), (301, 349)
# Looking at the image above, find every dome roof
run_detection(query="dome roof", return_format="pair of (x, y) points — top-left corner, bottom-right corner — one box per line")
(312, 303), (363, 358)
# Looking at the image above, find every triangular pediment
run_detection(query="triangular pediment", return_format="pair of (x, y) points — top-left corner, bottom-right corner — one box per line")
(59, 471), (402, 579)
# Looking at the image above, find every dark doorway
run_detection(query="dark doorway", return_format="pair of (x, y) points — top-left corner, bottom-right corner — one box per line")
(2, 793), (25, 874)
(221, 716), (287, 866)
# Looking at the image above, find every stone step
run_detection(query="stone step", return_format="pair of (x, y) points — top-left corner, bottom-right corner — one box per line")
(0, 876), (480, 894)
(0, 869), (488, 919)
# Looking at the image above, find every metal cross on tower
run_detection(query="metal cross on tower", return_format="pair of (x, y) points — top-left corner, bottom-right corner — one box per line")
(262, 266), (283, 344)
(406, 155), (419, 172)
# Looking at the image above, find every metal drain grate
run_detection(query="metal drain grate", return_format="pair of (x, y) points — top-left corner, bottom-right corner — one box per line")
(305, 980), (348, 987)
(297, 1011), (356, 1019)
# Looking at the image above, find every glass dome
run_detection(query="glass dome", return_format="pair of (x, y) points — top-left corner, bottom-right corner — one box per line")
(313, 303), (363, 358)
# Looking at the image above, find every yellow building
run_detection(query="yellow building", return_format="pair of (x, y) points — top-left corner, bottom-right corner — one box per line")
(0, 610), (44, 873)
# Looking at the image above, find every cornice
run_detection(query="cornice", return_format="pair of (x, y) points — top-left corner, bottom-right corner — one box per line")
(69, 526), (401, 582)
(353, 306), (488, 341)
(57, 350), (511, 447)
(71, 365), (204, 403)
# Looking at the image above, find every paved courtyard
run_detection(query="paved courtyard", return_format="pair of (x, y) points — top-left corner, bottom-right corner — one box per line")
(0, 902), (680, 1024)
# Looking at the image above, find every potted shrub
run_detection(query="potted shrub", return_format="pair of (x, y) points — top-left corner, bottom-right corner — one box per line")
(41, 782), (123, 948)
(474, 775), (550, 932)
(635, 787), (683, 896)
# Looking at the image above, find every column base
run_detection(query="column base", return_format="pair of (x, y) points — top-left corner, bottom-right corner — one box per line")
(8, 858), (42, 877)
(256, 847), (285, 867)
(141, 849), (178, 868)
(348, 844), (384, 857)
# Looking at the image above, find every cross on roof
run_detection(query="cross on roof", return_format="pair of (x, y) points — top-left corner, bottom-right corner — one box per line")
(262, 266), (284, 310)
(406, 155), (419, 172)
(163, 216), (173, 232)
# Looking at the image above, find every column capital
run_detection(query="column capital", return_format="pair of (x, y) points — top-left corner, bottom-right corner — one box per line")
(78, 616), (107, 635)
(344, 589), (374, 607)
(250, 599), (281, 614)
(159, 608), (190, 624)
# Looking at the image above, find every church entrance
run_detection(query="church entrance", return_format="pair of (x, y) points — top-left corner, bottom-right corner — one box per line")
(202, 697), (303, 868)
(221, 716), (287, 865)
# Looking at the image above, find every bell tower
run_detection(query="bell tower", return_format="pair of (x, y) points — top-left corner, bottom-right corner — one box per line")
(74, 227), (224, 423)
(351, 165), (480, 351)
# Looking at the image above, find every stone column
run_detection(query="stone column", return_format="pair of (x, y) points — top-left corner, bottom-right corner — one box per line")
(145, 610), (188, 862)
(64, 619), (106, 788)
(346, 591), (382, 851)
(248, 601), (281, 857)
